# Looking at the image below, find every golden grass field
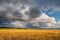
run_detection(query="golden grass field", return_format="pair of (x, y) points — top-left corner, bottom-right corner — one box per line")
(0, 29), (60, 40)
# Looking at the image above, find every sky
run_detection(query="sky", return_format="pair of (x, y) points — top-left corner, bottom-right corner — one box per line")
(0, 0), (60, 28)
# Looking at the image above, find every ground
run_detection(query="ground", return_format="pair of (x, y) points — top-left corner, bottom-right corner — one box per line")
(0, 29), (60, 40)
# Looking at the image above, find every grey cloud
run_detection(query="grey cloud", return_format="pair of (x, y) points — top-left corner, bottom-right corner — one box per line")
(0, 2), (41, 21)
(0, 0), (60, 28)
(29, 7), (41, 18)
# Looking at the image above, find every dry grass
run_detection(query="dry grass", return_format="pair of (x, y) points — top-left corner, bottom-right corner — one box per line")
(0, 29), (60, 40)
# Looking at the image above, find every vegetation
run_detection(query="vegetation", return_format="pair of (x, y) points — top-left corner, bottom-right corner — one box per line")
(0, 29), (60, 40)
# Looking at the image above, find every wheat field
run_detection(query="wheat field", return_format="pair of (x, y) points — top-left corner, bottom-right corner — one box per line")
(0, 29), (60, 40)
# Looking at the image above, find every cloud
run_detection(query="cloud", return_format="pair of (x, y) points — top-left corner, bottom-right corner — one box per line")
(29, 13), (57, 28)
(33, 0), (60, 12)
(0, 6), (7, 11)
(0, 0), (60, 28)
(9, 21), (25, 28)
(0, 3), (30, 21)
(7, 13), (57, 28)
(35, 13), (56, 23)
(0, 1), (42, 21)
(29, 7), (41, 18)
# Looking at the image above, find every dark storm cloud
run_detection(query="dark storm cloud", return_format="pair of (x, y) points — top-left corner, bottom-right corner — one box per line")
(29, 7), (41, 18)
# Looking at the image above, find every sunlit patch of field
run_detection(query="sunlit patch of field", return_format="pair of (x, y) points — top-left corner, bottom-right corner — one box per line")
(0, 29), (60, 40)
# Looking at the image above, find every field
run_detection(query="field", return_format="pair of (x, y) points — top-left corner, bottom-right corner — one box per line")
(0, 29), (60, 40)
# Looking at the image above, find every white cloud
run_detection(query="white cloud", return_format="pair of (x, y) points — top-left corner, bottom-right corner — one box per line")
(35, 13), (56, 23)
(29, 13), (57, 28)
(9, 21), (25, 28)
